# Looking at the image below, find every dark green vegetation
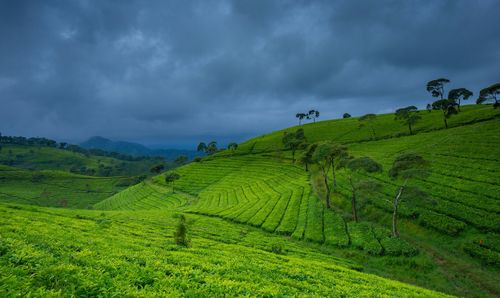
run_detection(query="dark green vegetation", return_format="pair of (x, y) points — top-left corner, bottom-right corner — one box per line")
(1, 104), (498, 297)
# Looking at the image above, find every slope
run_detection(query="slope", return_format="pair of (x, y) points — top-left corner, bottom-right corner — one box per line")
(0, 203), (450, 297)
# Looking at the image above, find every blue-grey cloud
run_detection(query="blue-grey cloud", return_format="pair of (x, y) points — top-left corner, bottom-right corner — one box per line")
(0, 0), (499, 148)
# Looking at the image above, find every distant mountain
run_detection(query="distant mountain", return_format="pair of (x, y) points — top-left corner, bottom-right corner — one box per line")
(80, 136), (199, 160)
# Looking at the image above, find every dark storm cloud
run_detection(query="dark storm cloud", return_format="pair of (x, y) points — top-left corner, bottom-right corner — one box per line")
(0, 0), (499, 147)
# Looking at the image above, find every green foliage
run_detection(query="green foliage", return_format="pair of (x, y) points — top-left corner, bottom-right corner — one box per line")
(476, 82), (499, 107)
(389, 153), (430, 181)
(448, 88), (473, 110)
(426, 78), (450, 99)
(282, 129), (307, 163)
(395, 106), (421, 134)
(380, 237), (418, 257)
(174, 214), (190, 247)
(343, 113), (351, 118)
(418, 210), (466, 235)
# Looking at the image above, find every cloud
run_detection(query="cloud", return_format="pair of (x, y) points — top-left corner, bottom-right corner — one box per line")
(0, 0), (499, 148)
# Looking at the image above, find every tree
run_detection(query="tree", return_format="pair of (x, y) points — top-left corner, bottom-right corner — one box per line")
(307, 110), (320, 123)
(476, 83), (500, 108)
(299, 143), (317, 171)
(150, 163), (165, 174)
(206, 141), (218, 155)
(197, 142), (207, 153)
(426, 104), (432, 113)
(227, 142), (238, 151)
(448, 88), (473, 111)
(343, 113), (351, 119)
(312, 142), (348, 208)
(175, 155), (188, 165)
(358, 114), (377, 140)
(432, 99), (458, 128)
(174, 214), (190, 247)
(165, 172), (181, 193)
(295, 113), (307, 125)
(394, 106), (421, 135)
(346, 157), (383, 222)
(282, 129), (306, 164)
(426, 78), (450, 100)
(388, 153), (431, 237)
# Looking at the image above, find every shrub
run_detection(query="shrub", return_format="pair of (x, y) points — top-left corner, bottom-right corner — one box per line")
(174, 214), (190, 247)
(418, 210), (466, 235)
(270, 242), (285, 255)
(380, 237), (418, 256)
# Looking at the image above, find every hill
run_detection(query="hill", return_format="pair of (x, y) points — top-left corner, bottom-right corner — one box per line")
(80, 136), (199, 160)
(96, 104), (500, 297)
(0, 143), (164, 177)
(0, 203), (450, 297)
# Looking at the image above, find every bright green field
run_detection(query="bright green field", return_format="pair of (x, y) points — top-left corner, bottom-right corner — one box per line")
(0, 144), (160, 176)
(0, 204), (451, 297)
(1, 104), (498, 296)
(0, 165), (133, 209)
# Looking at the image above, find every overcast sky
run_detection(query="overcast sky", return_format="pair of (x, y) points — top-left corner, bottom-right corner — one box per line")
(0, 0), (499, 149)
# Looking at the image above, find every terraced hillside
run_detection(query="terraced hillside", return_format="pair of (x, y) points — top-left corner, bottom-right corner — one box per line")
(96, 105), (500, 296)
(0, 165), (133, 209)
(0, 204), (451, 297)
(0, 144), (162, 176)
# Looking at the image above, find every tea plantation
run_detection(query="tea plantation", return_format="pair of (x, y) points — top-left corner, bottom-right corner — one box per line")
(1, 104), (499, 297)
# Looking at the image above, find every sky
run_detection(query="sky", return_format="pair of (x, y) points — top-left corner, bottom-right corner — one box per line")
(0, 0), (499, 149)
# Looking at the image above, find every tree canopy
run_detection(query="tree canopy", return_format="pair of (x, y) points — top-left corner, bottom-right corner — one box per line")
(282, 129), (307, 163)
(476, 83), (500, 108)
(432, 99), (458, 128)
(448, 88), (473, 111)
(394, 106), (421, 135)
(426, 78), (450, 99)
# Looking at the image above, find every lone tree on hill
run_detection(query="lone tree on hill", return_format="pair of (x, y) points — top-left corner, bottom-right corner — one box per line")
(343, 113), (351, 119)
(197, 142), (207, 153)
(299, 143), (317, 172)
(206, 141), (218, 155)
(448, 88), (473, 111)
(282, 128), (307, 164)
(175, 155), (188, 165)
(395, 106), (421, 135)
(358, 114), (377, 140)
(150, 163), (165, 174)
(432, 99), (458, 128)
(227, 142), (238, 151)
(476, 83), (500, 108)
(388, 153), (431, 237)
(295, 113), (307, 125)
(426, 78), (450, 100)
(346, 157), (383, 222)
(312, 142), (348, 209)
(307, 110), (320, 123)
(165, 172), (181, 193)
(174, 214), (190, 247)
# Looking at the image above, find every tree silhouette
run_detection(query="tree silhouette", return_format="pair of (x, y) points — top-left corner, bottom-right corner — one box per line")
(426, 78), (450, 100)
(389, 153), (431, 237)
(432, 99), (458, 128)
(448, 88), (473, 111)
(476, 83), (500, 108)
(197, 142), (207, 153)
(206, 141), (218, 155)
(395, 106), (421, 135)
(227, 142), (238, 151)
(307, 110), (320, 123)
(175, 155), (188, 165)
(282, 129), (307, 164)
(295, 113), (307, 125)
(165, 172), (181, 193)
(299, 143), (317, 171)
(150, 164), (165, 174)
(343, 113), (351, 119)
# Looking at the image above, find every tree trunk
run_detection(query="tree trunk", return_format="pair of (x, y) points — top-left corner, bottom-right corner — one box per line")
(408, 123), (413, 135)
(392, 179), (407, 237)
(350, 176), (358, 222)
(458, 98), (461, 111)
(323, 168), (331, 209)
(444, 117), (448, 129)
(292, 150), (295, 164)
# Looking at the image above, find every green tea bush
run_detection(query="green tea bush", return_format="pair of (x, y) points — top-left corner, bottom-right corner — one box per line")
(174, 214), (191, 247)
(418, 210), (466, 235)
(380, 237), (418, 257)
(463, 242), (500, 267)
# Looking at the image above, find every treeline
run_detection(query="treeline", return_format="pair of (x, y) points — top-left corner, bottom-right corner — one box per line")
(0, 133), (164, 162)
